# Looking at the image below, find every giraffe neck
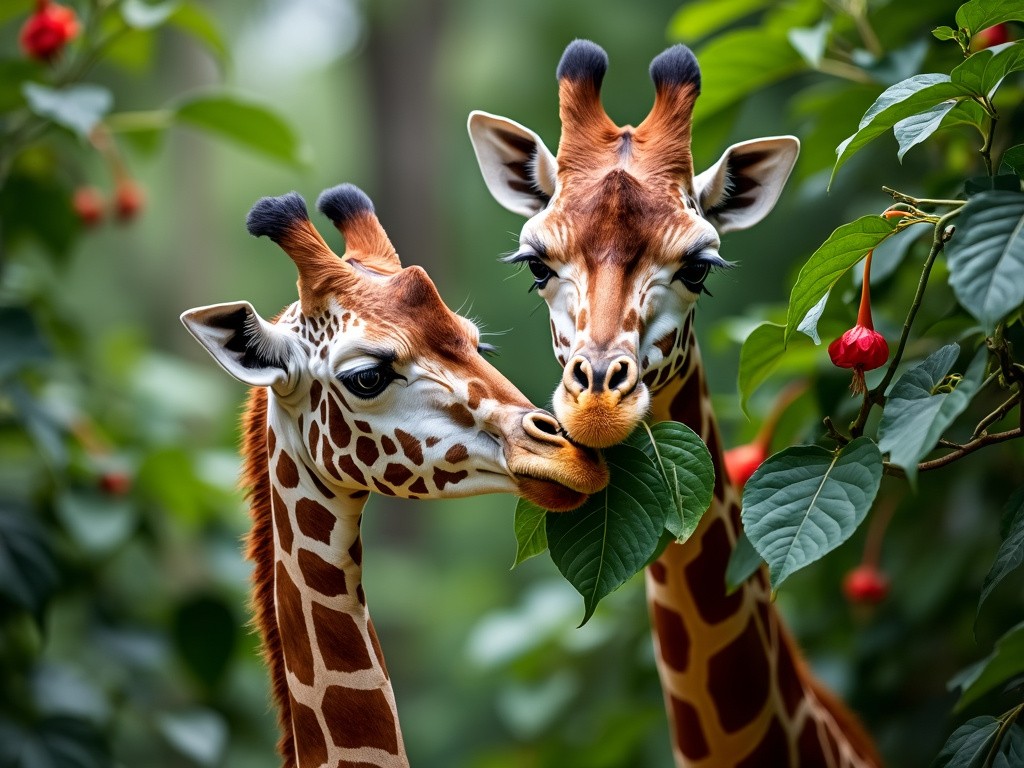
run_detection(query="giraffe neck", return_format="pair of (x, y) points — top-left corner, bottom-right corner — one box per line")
(645, 328), (881, 768)
(244, 388), (408, 768)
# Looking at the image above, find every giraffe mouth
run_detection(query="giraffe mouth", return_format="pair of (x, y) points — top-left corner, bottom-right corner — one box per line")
(516, 475), (590, 512)
(553, 383), (651, 449)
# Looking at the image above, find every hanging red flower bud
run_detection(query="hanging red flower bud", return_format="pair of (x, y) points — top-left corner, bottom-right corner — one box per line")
(724, 443), (765, 489)
(19, 0), (80, 62)
(842, 563), (889, 604)
(72, 186), (105, 227)
(973, 24), (1011, 50)
(114, 179), (145, 222)
(829, 250), (889, 394)
(99, 470), (132, 496)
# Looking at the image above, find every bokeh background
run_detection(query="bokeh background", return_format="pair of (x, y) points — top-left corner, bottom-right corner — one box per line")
(2, 1), (1022, 766)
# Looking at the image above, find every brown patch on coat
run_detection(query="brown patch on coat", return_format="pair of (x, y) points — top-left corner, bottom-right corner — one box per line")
(295, 497), (335, 544)
(684, 518), (742, 624)
(290, 693), (328, 768)
(327, 391), (352, 449)
(321, 686), (399, 754)
(355, 436), (379, 467)
(433, 467), (469, 491)
(297, 549), (347, 597)
(367, 618), (389, 679)
(275, 561), (314, 686)
(443, 403), (475, 429)
(445, 444), (469, 464)
(394, 429), (424, 465)
(312, 604), (373, 673)
(408, 477), (429, 495)
(271, 488), (294, 555)
(736, 718), (789, 768)
(276, 452), (300, 488)
(383, 462), (414, 488)
(652, 602), (690, 672)
(707, 616), (770, 733)
(670, 697), (709, 761)
(467, 380), (488, 410)
(380, 434), (397, 455)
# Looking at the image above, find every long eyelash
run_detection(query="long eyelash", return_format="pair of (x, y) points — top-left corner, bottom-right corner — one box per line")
(478, 342), (499, 357)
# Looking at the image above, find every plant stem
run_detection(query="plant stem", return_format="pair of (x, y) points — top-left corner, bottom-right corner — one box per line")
(817, 58), (874, 84)
(979, 98), (998, 177)
(881, 186), (965, 207)
(972, 389), (1022, 439)
(916, 427), (1023, 473)
(985, 703), (1024, 766)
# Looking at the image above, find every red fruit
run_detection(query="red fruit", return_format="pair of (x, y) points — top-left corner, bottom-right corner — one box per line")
(974, 24), (1011, 49)
(114, 179), (145, 222)
(19, 1), (80, 62)
(72, 186), (104, 227)
(99, 471), (132, 496)
(724, 443), (766, 489)
(843, 564), (889, 604)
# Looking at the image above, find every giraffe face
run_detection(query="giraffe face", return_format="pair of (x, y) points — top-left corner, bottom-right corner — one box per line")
(469, 41), (799, 447)
(183, 186), (607, 511)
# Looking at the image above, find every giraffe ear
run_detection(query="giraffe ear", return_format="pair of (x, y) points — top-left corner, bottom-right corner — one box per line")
(694, 136), (800, 234)
(468, 110), (557, 218)
(181, 301), (296, 390)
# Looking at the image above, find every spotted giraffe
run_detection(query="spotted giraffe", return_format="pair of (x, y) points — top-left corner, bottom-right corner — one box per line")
(468, 41), (882, 767)
(181, 184), (608, 768)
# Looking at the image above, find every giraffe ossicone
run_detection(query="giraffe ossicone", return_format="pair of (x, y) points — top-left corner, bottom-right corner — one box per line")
(181, 183), (607, 768)
(469, 40), (882, 768)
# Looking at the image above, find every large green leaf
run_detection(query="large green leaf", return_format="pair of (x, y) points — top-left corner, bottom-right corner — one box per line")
(170, 2), (229, 66)
(932, 716), (1000, 768)
(738, 322), (787, 412)
(877, 345), (986, 485)
(512, 498), (549, 567)
(1002, 144), (1024, 176)
(831, 76), (974, 186)
(995, 725), (1024, 768)
(546, 444), (669, 625)
(946, 190), (1024, 331)
(22, 83), (113, 140)
(949, 622), (1024, 712)
(956, 0), (1024, 37)
(895, 101), (957, 161)
(156, 709), (228, 767)
(121, 0), (179, 29)
(173, 92), (307, 166)
(0, 504), (59, 616)
(742, 437), (883, 590)
(623, 422), (714, 542)
(950, 42), (1024, 98)
(724, 531), (763, 594)
(667, 0), (774, 43)
(785, 216), (897, 343)
(978, 487), (1024, 617)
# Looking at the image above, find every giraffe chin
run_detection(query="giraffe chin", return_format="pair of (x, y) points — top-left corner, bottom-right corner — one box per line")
(553, 385), (650, 449)
(516, 476), (590, 512)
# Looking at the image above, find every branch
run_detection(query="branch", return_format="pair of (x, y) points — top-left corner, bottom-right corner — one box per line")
(916, 428), (1023, 473)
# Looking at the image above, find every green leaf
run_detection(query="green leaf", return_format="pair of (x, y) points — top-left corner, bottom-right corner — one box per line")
(156, 708), (228, 767)
(0, 307), (50, 379)
(623, 422), (715, 542)
(173, 92), (307, 166)
(1002, 144), (1024, 176)
(170, 2), (229, 66)
(946, 190), (1024, 331)
(978, 487), (1024, 616)
(956, 0), (1024, 37)
(949, 622), (1024, 711)
(831, 76), (974, 187)
(895, 100), (957, 161)
(796, 292), (829, 344)
(995, 724), (1024, 768)
(667, 0), (775, 43)
(0, 504), (59, 616)
(932, 716), (1000, 767)
(512, 498), (548, 567)
(546, 444), (669, 625)
(0, 715), (110, 768)
(852, 224), (923, 287)
(950, 42), (1024, 98)
(121, 0), (180, 29)
(877, 345), (986, 485)
(173, 594), (237, 688)
(784, 216), (897, 343)
(725, 531), (763, 594)
(788, 21), (830, 68)
(933, 26), (958, 41)
(0, 60), (43, 112)
(742, 437), (883, 590)
(55, 490), (137, 556)
(22, 83), (114, 140)
(964, 174), (1022, 195)
(738, 322), (786, 412)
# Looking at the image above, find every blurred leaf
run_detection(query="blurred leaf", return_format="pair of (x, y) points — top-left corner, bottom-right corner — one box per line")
(173, 92), (306, 165)
(55, 490), (136, 556)
(169, 2), (229, 66)
(546, 444), (668, 625)
(667, 0), (774, 43)
(832, 76), (974, 186)
(623, 421), (714, 542)
(121, 0), (180, 29)
(0, 59), (43, 112)
(0, 715), (110, 768)
(22, 83), (113, 140)
(788, 21), (830, 68)
(738, 322), (786, 412)
(136, 446), (208, 522)
(155, 709), (227, 767)
(172, 593), (237, 687)
(932, 715), (1000, 767)
(950, 621), (1024, 711)
(950, 42), (1024, 98)
(877, 345), (986, 485)
(725, 531), (762, 594)
(31, 664), (110, 722)
(946, 190), (1024, 332)
(963, 174), (1021, 194)
(956, 0), (1024, 37)
(693, 29), (804, 124)
(784, 216), (897, 343)
(895, 101), (957, 161)
(742, 437), (883, 590)
(978, 486), (1024, 617)
(512, 498), (547, 567)
(0, 503), (59, 616)
(1002, 144), (1024, 175)
(7, 382), (68, 469)
(866, 39), (930, 86)
(0, 155), (79, 260)
(0, 306), (50, 379)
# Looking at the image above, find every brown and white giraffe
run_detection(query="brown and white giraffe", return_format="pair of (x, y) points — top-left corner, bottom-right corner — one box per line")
(468, 41), (882, 767)
(181, 184), (608, 768)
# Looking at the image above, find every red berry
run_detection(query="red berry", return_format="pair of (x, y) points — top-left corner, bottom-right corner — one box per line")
(99, 471), (132, 496)
(72, 186), (104, 227)
(828, 324), (890, 371)
(843, 564), (889, 604)
(114, 179), (145, 222)
(974, 24), (1011, 49)
(724, 443), (766, 489)
(19, 1), (80, 62)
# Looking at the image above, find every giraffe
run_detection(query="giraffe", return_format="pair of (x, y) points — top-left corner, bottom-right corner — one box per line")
(180, 183), (608, 768)
(467, 41), (883, 767)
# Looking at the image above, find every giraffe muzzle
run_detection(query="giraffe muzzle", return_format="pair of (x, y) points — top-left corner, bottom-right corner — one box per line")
(555, 352), (649, 448)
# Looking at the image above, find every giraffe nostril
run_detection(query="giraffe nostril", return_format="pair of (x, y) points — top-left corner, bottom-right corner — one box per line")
(607, 361), (628, 391)
(523, 412), (568, 444)
(572, 360), (589, 390)
(533, 416), (559, 436)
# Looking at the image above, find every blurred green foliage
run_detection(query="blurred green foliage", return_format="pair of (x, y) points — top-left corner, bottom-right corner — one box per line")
(1, 1), (1022, 767)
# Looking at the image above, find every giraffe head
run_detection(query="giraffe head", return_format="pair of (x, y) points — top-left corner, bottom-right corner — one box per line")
(469, 40), (799, 447)
(182, 185), (607, 510)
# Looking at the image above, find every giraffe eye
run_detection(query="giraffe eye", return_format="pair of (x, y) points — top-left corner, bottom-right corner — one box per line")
(526, 258), (555, 292)
(340, 365), (398, 399)
(673, 261), (711, 293)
